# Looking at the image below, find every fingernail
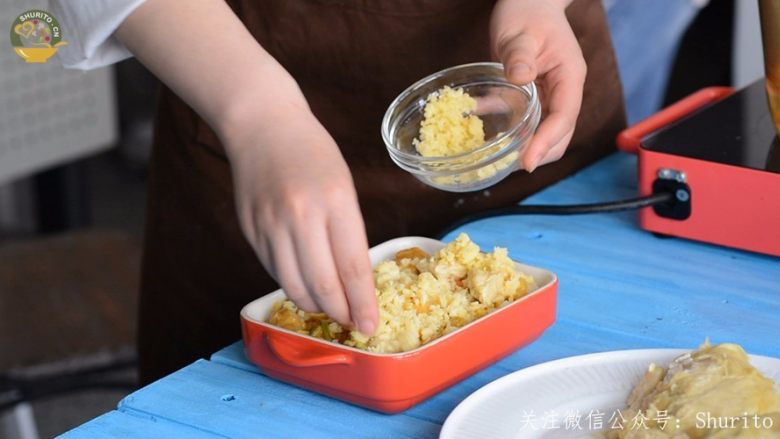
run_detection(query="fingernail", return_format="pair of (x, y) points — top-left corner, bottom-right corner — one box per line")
(508, 63), (531, 81)
(358, 319), (376, 335)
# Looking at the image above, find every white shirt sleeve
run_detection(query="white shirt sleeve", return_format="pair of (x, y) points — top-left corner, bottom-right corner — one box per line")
(50, 0), (147, 70)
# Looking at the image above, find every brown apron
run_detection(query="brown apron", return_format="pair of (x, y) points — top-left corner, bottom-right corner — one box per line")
(138, 0), (626, 383)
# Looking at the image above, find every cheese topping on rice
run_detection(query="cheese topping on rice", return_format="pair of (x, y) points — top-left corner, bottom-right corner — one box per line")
(267, 233), (536, 353)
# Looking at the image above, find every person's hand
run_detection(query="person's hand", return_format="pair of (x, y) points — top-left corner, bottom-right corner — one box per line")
(223, 103), (378, 335)
(490, 0), (585, 172)
(114, 0), (378, 332)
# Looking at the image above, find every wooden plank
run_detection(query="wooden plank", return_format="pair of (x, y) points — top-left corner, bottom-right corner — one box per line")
(118, 360), (442, 439)
(65, 153), (780, 437)
(58, 410), (219, 438)
(210, 322), (686, 426)
(447, 154), (780, 358)
(203, 153), (779, 433)
(211, 343), (256, 374)
(212, 341), (510, 425)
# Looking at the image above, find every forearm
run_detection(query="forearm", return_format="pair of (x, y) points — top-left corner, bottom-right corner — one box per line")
(115, 0), (308, 152)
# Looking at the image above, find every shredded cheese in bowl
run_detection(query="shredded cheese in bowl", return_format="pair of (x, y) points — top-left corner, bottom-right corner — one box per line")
(413, 86), (486, 157)
(382, 62), (540, 192)
(412, 86), (519, 186)
(267, 233), (536, 353)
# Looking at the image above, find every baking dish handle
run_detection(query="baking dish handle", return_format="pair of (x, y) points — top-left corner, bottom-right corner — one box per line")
(266, 332), (353, 367)
(616, 86), (735, 154)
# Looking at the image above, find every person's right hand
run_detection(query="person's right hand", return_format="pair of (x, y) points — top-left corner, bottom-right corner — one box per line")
(113, 0), (378, 333)
(223, 102), (378, 335)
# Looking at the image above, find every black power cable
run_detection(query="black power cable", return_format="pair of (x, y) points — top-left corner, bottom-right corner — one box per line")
(436, 191), (674, 239)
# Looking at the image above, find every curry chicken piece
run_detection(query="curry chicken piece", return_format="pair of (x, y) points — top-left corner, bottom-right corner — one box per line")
(268, 303), (349, 342)
(394, 247), (429, 264)
(267, 305), (306, 332)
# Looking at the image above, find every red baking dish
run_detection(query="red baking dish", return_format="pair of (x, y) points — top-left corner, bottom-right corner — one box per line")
(241, 236), (558, 413)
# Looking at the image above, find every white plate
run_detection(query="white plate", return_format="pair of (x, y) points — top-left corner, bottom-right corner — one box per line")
(440, 349), (780, 439)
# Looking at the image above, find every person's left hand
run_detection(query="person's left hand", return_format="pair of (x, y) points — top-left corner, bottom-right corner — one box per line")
(490, 0), (585, 172)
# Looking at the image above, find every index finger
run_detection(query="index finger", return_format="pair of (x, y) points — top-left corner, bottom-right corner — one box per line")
(328, 206), (378, 335)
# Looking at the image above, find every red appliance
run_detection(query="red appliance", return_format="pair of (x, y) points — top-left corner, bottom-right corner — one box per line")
(617, 80), (780, 257)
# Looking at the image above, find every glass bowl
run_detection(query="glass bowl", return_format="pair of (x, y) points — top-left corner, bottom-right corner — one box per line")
(381, 62), (541, 192)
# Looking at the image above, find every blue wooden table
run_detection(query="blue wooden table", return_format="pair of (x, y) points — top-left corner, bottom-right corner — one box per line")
(61, 153), (780, 438)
